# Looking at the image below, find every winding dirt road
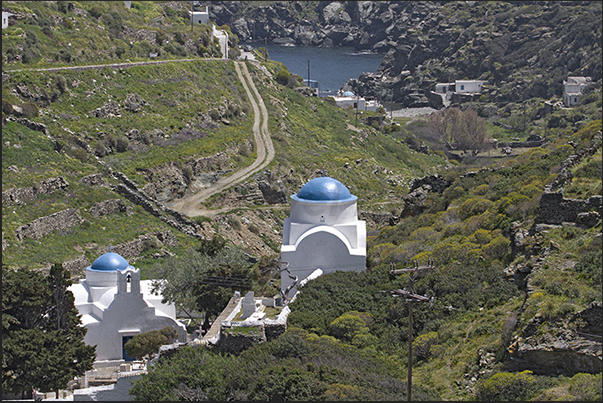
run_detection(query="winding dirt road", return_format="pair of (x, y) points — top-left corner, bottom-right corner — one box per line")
(166, 61), (275, 217)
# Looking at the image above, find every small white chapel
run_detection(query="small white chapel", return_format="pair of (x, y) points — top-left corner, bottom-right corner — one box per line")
(68, 252), (187, 362)
(280, 176), (366, 297)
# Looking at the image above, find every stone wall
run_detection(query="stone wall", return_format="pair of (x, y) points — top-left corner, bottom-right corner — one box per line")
(89, 199), (127, 218)
(15, 208), (83, 241)
(111, 231), (178, 262)
(536, 192), (602, 227)
(215, 325), (267, 355)
(80, 173), (107, 187)
(62, 255), (92, 278)
(2, 176), (69, 206)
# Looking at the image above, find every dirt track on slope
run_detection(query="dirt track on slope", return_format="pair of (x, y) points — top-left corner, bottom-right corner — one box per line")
(166, 61), (275, 217)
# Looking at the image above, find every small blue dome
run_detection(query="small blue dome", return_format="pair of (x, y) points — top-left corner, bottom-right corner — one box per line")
(90, 252), (129, 272)
(292, 177), (357, 203)
(342, 90), (355, 96)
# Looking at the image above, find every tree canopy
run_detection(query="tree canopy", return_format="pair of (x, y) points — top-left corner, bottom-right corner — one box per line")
(2, 264), (95, 396)
(125, 327), (179, 361)
(150, 238), (258, 332)
(429, 107), (491, 156)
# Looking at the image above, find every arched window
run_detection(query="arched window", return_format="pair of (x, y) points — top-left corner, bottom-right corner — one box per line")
(126, 273), (132, 293)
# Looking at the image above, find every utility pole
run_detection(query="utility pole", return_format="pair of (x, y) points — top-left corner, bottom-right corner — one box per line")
(385, 258), (436, 402)
(355, 94), (359, 127)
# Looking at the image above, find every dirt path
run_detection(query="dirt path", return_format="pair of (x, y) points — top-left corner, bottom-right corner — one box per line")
(166, 61), (274, 217)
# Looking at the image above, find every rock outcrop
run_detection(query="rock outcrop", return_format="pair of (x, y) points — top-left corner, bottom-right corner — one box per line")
(210, 1), (602, 107)
(506, 301), (603, 376)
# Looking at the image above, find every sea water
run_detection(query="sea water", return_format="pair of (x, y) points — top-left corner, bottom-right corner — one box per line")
(262, 43), (384, 97)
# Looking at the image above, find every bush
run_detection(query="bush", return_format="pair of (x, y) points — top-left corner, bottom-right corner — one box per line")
(329, 313), (369, 342)
(476, 370), (538, 401)
(115, 135), (130, 152)
(156, 30), (167, 46)
(459, 197), (493, 220)
(124, 327), (178, 360)
(3, 99), (14, 115)
(568, 373), (602, 401)
(276, 68), (291, 86)
(89, 6), (102, 19)
(62, 17), (73, 29)
(21, 102), (39, 118)
(55, 75), (67, 93)
(413, 331), (438, 360)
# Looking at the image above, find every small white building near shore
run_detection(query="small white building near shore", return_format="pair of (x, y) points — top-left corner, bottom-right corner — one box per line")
(563, 76), (594, 107)
(2, 12), (14, 29)
(190, 7), (209, 25)
(68, 252), (187, 362)
(331, 91), (382, 112)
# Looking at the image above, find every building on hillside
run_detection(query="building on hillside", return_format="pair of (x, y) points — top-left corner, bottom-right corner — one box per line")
(124, 1), (131, 9)
(563, 76), (594, 107)
(431, 80), (486, 108)
(2, 12), (14, 29)
(280, 177), (366, 298)
(68, 252), (187, 362)
(190, 6), (209, 25)
(331, 91), (382, 112)
(303, 79), (320, 96)
(455, 80), (486, 94)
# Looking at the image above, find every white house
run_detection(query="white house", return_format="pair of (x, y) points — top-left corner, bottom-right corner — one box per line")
(455, 80), (486, 94)
(2, 12), (14, 29)
(68, 252), (187, 362)
(190, 7), (209, 25)
(280, 177), (366, 298)
(563, 76), (593, 107)
(331, 91), (382, 112)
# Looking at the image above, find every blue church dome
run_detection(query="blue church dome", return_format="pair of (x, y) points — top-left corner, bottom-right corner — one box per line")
(90, 252), (130, 271)
(342, 90), (355, 96)
(292, 177), (357, 203)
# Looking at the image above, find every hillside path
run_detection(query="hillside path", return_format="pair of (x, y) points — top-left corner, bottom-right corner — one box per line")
(166, 61), (275, 217)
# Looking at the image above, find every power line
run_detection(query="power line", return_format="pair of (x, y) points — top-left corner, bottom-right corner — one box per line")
(385, 260), (437, 403)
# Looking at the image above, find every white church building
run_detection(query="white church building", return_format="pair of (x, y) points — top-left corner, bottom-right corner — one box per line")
(280, 177), (366, 298)
(68, 252), (187, 362)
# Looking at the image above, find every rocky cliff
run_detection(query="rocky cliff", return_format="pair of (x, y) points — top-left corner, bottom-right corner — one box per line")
(210, 1), (602, 107)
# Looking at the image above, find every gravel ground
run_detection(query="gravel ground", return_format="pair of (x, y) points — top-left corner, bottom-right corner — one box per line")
(389, 107), (439, 118)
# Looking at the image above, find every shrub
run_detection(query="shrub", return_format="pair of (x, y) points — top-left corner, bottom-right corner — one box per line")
(476, 370), (537, 401)
(329, 312), (372, 342)
(21, 102), (39, 118)
(459, 197), (493, 220)
(482, 235), (511, 262)
(124, 327), (178, 360)
(276, 68), (291, 86)
(471, 184), (490, 196)
(89, 6), (102, 19)
(568, 373), (602, 401)
(413, 331), (438, 360)
(62, 17), (73, 29)
(156, 30), (167, 45)
(55, 75), (67, 93)
(2, 99), (13, 115)
(115, 135), (130, 152)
